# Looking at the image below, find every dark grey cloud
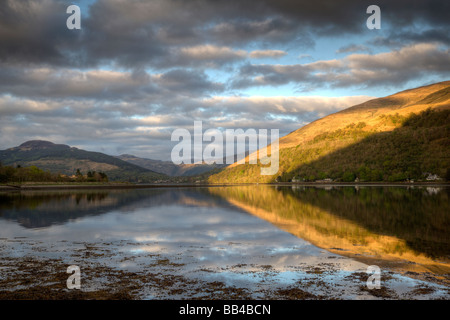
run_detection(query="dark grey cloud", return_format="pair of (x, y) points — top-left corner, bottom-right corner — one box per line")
(154, 69), (225, 96)
(207, 17), (315, 49)
(369, 28), (450, 50)
(1, 0), (449, 69)
(0, 0), (82, 66)
(0, 64), (225, 102)
(0, 65), (155, 100)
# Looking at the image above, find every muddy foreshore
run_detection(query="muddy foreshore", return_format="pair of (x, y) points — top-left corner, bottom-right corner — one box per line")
(0, 238), (448, 300)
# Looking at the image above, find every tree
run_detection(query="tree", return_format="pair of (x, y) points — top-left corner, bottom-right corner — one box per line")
(75, 168), (84, 182)
(98, 172), (108, 182)
(318, 172), (327, 180)
(342, 171), (356, 182)
(357, 166), (370, 181)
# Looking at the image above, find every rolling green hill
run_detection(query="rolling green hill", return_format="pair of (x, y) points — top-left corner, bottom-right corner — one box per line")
(0, 140), (165, 182)
(209, 81), (450, 183)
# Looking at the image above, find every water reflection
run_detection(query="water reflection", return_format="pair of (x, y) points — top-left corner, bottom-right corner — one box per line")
(209, 185), (450, 274)
(0, 188), (332, 274)
(0, 188), (233, 229)
(0, 185), (448, 275)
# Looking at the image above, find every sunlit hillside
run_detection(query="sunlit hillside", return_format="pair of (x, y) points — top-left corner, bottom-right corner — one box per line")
(209, 81), (450, 183)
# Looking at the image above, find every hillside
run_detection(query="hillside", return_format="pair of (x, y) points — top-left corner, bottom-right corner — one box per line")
(116, 154), (227, 176)
(209, 81), (450, 183)
(0, 140), (165, 182)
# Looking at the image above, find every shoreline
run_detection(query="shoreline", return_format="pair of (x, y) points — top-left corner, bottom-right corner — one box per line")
(0, 181), (449, 191)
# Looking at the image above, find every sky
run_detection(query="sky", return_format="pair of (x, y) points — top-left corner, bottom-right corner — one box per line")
(0, 0), (449, 160)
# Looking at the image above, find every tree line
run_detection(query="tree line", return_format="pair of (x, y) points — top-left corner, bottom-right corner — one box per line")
(0, 163), (108, 183)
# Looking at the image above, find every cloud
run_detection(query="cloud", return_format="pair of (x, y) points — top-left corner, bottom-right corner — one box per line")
(209, 17), (314, 48)
(341, 43), (450, 86)
(232, 43), (450, 90)
(368, 28), (450, 50)
(2, 0), (448, 69)
(0, 94), (373, 160)
(171, 45), (247, 68)
(199, 96), (373, 120)
(249, 50), (287, 59)
(0, 0), (79, 66)
(336, 44), (372, 54)
(298, 54), (313, 60)
(0, 66), (155, 100)
(0, 64), (225, 101)
(153, 69), (225, 96)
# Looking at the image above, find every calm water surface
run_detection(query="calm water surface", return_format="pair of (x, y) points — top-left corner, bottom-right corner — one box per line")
(0, 185), (449, 298)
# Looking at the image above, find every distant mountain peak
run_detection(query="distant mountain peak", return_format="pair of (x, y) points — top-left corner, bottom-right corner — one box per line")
(17, 140), (70, 150)
(118, 154), (138, 158)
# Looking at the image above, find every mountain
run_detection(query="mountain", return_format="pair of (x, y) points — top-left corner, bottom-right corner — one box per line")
(209, 81), (450, 183)
(116, 154), (228, 176)
(116, 154), (179, 176)
(0, 140), (165, 182)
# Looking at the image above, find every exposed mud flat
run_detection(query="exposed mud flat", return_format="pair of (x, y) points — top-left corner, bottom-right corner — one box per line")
(0, 238), (448, 300)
